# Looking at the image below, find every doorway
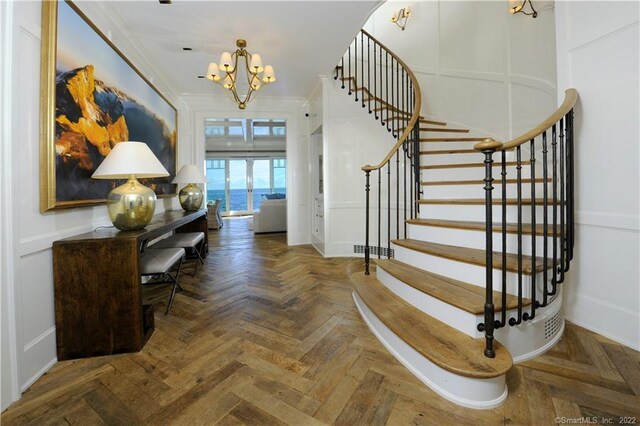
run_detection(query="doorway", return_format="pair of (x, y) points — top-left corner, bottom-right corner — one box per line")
(206, 157), (286, 216)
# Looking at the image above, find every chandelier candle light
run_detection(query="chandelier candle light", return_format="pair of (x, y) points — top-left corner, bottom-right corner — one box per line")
(91, 141), (169, 231)
(206, 39), (276, 109)
(172, 164), (207, 212)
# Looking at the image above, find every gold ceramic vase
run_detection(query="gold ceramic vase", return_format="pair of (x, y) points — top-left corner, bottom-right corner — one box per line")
(178, 183), (204, 211)
(107, 175), (157, 231)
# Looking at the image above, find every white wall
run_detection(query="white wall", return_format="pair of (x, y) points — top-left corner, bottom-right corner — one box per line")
(363, 0), (557, 141)
(178, 94), (311, 247)
(555, 1), (640, 350)
(1, 1), (188, 410)
(320, 77), (403, 257)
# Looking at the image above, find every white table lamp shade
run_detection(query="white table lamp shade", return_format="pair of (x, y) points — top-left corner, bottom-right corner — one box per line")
(92, 141), (169, 179)
(172, 165), (206, 184)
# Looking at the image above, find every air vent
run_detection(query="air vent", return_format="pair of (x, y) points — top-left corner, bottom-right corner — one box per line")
(544, 311), (562, 340)
(353, 245), (394, 258)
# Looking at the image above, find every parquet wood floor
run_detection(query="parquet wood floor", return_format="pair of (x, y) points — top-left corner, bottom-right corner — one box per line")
(3, 217), (639, 425)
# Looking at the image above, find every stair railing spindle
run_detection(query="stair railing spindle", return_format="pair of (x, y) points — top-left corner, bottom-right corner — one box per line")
(523, 138), (537, 321)
(509, 146), (523, 326)
(377, 169), (381, 259)
(361, 32), (365, 108)
(474, 138), (502, 358)
(541, 130), (549, 307)
(367, 35), (371, 113)
(558, 117), (566, 283)
(364, 171), (370, 275)
(499, 150), (507, 328)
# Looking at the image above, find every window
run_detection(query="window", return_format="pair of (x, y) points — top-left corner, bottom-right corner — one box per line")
(273, 158), (286, 194)
(252, 119), (287, 140)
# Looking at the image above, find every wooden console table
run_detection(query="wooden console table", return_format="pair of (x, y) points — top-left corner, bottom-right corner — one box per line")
(52, 209), (208, 360)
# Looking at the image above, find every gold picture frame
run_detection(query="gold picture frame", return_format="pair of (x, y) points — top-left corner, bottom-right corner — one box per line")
(40, 1), (177, 212)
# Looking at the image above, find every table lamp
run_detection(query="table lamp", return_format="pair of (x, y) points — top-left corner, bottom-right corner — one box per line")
(172, 164), (207, 211)
(92, 141), (169, 231)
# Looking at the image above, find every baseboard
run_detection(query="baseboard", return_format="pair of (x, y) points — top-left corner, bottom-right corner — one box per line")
(564, 293), (640, 351)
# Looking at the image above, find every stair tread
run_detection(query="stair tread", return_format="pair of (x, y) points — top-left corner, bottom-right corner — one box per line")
(421, 178), (549, 186)
(417, 198), (557, 205)
(351, 272), (513, 378)
(421, 162), (519, 169)
(391, 239), (550, 274)
(406, 218), (554, 235)
(376, 259), (529, 315)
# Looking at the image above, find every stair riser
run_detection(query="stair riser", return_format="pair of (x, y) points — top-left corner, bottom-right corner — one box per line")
(422, 165), (531, 181)
(407, 223), (561, 257)
(421, 182), (550, 199)
(420, 141), (482, 151)
(377, 264), (562, 342)
(352, 293), (509, 409)
(421, 153), (485, 165)
(418, 204), (563, 223)
(392, 244), (554, 297)
(376, 267), (481, 338)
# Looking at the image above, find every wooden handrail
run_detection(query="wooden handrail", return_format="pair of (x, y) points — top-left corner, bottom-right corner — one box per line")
(474, 89), (578, 152)
(361, 29), (422, 172)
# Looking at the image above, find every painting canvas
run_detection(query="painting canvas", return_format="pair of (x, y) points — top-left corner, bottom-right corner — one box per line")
(40, 0), (177, 212)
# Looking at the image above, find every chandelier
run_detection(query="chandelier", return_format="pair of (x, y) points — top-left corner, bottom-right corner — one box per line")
(206, 39), (276, 109)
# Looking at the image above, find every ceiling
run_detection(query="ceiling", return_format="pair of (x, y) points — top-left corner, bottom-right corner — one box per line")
(92, 1), (381, 99)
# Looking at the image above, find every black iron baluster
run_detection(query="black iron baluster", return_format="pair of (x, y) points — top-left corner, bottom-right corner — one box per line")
(373, 42), (377, 117)
(387, 162), (391, 258)
(396, 151), (400, 239)
(385, 52), (390, 130)
(558, 116), (566, 283)
(403, 142), (408, 238)
(348, 46), (352, 95)
(523, 139), (537, 321)
(377, 169), (381, 259)
(393, 60), (398, 138)
(340, 57), (344, 89)
(364, 171), (370, 275)
(361, 32), (365, 108)
(476, 139), (500, 358)
(550, 122), (558, 295)
(540, 129), (549, 307)
(354, 37), (358, 102)
(499, 150), (507, 328)
(378, 43), (382, 122)
(367, 35), (371, 113)
(410, 137), (414, 220)
(390, 58), (395, 135)
(509, 146), (523, 326)
(567, 110), (575, 263)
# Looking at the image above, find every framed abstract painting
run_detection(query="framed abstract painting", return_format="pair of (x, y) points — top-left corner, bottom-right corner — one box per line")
(39, 0), (177, 212)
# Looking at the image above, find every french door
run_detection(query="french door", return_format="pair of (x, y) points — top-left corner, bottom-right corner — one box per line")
(206, 157), (286, 216)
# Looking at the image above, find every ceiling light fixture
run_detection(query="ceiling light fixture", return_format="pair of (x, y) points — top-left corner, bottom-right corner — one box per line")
(205, 39), (276, 110)
(509, 0), (537, 17)
(391, 6), (411, 31)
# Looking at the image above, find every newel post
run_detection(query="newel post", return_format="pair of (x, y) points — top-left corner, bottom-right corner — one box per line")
(364, 169), (371, 275)
(473, 138), (503, 358)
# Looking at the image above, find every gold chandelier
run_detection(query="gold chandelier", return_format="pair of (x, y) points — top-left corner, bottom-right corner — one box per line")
(206, 39), (276, 109)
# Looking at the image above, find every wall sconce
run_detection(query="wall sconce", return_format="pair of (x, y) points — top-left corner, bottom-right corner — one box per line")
(391, 6), (411, 31)
(509, 0), (537, 18)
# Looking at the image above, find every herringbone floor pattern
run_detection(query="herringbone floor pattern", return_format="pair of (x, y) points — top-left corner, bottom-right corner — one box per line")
(2, 217), (639, 425)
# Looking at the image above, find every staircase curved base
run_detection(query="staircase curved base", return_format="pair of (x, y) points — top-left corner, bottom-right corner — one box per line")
(352, 292), (508, 410)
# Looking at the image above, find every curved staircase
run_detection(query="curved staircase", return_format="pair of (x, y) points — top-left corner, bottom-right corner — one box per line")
(335, 30), (577, 409)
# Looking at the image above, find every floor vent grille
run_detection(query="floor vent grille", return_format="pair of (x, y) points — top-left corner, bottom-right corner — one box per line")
(544, 311), (562, 340)
(353, 245), (394, 258)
